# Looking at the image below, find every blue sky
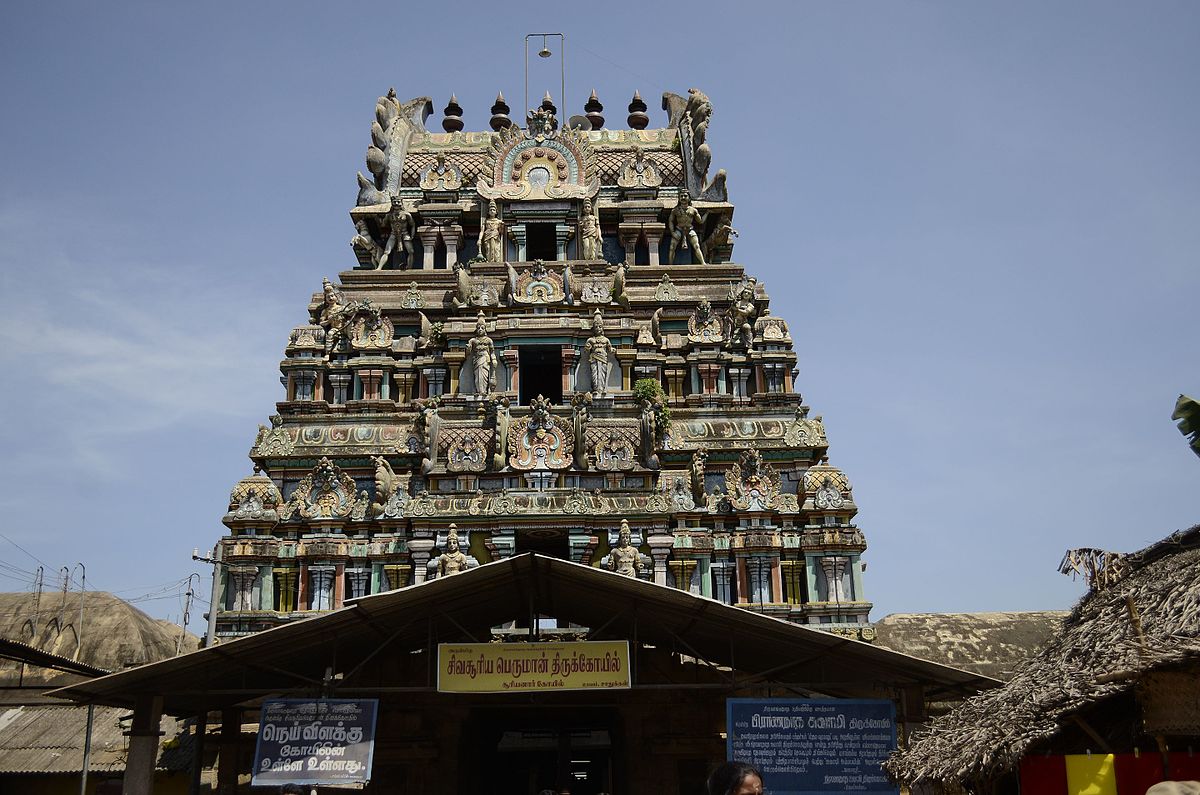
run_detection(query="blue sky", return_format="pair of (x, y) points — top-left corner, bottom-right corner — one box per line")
(1, 1), (1196, 634)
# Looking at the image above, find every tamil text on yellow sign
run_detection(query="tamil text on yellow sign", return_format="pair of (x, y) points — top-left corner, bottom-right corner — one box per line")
(438, 641), (630, 693)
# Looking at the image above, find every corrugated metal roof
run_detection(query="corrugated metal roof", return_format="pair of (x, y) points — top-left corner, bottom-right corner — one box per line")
(0, 637), (111, 677)
(51, 554), (999, 714)
(0, 705), (190, 774)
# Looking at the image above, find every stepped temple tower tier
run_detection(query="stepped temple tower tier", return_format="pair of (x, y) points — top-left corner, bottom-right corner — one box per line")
(215, 88), (873, 641)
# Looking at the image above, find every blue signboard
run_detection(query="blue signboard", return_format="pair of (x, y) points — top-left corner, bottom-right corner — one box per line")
(727, 698), (898, 795)
(252, 698), (378, 787)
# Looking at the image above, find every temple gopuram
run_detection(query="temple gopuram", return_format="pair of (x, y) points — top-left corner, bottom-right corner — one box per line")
(214, 86), (872, 641)
(54, 83), (1000, 795)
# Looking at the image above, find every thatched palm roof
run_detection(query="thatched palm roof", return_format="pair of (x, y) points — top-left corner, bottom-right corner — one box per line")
(886, 524), (1200, 790)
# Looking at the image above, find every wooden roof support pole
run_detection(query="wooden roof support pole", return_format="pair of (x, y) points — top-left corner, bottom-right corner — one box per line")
(1070, 714), (1112, 754)
(124, 694), (164, 795)
(218, 707), (240, 795)
(188, 712), (206, 795)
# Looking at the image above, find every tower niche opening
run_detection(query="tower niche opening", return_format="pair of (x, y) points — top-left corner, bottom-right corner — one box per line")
(518, 345), (562, 405)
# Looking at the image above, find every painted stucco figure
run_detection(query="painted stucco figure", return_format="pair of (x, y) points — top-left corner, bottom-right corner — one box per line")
(667, 192), (706, 265)
(585, 310), (614, 396)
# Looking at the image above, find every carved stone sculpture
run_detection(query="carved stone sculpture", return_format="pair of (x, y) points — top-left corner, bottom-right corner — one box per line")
(433, 525), (477, 578)
(687, 298), (725, 344)
(690, 448), (708, 501)
(727, 277), (758, 350)
(351, 219), (383, 264)
(572, 392), (592, 470)
(667, 193), (706, 265)
(452, 261), (473, 309)
(464, 311), (498, 396)
(359, 90), (433, 206)
(508, 394), (573, 470)
(616, 145), (663, 189)
(611, 263), (630, 309)
(419, 153), (462, 191)
(378, 196), (416, 269)
(585, 310), (614, 396)
(372, 456), (397, 516)
(661, 88), (728, 202)
(417, 311), (444, 351)
(640, 397), (662, 470)
(654, 274), (679, 302)
(478, 200), (505, 262)
(703, 218), (738, 263)
(606, 520), (642, 577)
(579, 198), (603, 261)
(490, 395), (510, 471)
(316, 278), (378, 353)
(414, 396), (441, 475)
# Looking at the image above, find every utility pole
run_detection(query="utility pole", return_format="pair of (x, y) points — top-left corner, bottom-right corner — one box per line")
(193, 546), (223, 647)
(72, 563), (85, 660)
(178, 573), (200, 655)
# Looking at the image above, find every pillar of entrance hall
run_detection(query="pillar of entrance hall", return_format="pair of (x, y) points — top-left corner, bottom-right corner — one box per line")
(217, 707), (240, 793)
(122, 694), (163, 795)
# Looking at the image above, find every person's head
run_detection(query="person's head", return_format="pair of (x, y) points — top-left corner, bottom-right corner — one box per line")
(617, 520), (631, 547)
(488, 200), (498, 218)
(707, 761), (764, 795)
(678, 193), (691, 207)
(281, 785), (306, 795)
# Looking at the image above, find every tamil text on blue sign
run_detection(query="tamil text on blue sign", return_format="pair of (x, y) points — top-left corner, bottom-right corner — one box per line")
(252, 698), (378, 787)
(727, 698), (898, 795)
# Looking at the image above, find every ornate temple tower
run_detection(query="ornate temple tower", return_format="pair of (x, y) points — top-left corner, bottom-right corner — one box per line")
(214, 87), (872, 641)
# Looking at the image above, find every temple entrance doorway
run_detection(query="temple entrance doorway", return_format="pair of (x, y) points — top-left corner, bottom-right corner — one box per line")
(460, 707), (620, 795)
(519, 346), (562, 405)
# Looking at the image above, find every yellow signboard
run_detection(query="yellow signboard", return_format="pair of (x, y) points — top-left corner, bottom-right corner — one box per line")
(437, 641), (631, 693)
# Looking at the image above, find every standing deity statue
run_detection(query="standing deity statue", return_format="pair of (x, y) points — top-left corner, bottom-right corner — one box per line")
(317, 278), (351, 352)
(607, 520), (642, 577)
(478, 200), (505, 262)
(572, 392), (592, 470)
(579, 198), (603, 261)
(667, 193), (707, 265)
(436, 525), (472, 577)
(690, 448), (708, 501)
(729, 281), (758, 349)
(584, 310), (614, 396)
(464, 312), (498, 395)
(490, 395), (511, 471)
(378, 196), (416, 269)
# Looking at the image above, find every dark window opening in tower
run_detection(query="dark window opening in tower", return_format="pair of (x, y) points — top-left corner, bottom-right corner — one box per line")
(518, 346), (562, 405)
(635, 234), (650, 266)
(526, 223), (557, 261)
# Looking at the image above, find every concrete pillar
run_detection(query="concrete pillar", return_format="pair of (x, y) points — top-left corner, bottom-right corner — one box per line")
(509, 223), (527, 261)
(646, 532), (674, 587)
(122, 694), (163, 795)
(409, 539), (435, 584)
(554, 223), (573, 261)
(418, 226), (440, 269)
(443, 224), (463, 265)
